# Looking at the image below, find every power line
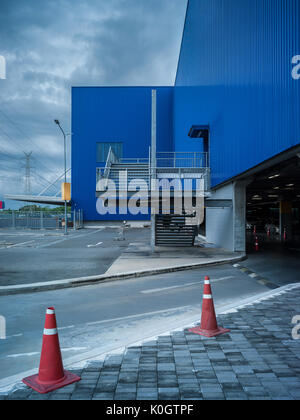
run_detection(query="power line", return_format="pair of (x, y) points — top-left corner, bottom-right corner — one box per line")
(0, 109), (61, 177)
(0, 144), (21, 161)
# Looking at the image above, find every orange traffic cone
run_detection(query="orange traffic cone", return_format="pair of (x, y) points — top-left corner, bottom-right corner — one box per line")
(22, 307), (80, 394)
(189, 276), (230, 338)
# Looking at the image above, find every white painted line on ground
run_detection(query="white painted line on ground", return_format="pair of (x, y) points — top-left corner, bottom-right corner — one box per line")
(36, 228), (105, 249)
(87, 242), (103, 248)
(58, 325), (75, 331)
(6, 240), (35, 248)
(5, 333), (23, 339)
(249, 273), (259, 278)
(4, 348), (88, 359)
(141, 282), (200, 294)
(85, 305), (195, 327)
(61, 347), (88, 352)
(6, 352), (39, 359)
(140, 276), (234, 294)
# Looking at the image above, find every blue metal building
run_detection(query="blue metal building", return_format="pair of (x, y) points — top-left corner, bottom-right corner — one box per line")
(71, 0), (300, 252)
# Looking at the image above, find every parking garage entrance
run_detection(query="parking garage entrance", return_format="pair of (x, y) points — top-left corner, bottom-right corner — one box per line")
(246, 153), (300, 253)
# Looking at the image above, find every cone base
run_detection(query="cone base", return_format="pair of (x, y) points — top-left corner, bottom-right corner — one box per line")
(22, 370), (80, 394)
(189, 326), (230, 338)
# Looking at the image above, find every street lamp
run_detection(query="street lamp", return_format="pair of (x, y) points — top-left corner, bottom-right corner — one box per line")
(54, 119), (68, 235)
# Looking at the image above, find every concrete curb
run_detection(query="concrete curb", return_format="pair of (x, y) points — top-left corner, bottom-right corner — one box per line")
(0, 254), (246, 296)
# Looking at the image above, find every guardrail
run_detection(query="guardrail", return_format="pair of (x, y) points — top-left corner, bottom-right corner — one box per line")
(156, 152), (208, 168)
(119, 158), (149, 164)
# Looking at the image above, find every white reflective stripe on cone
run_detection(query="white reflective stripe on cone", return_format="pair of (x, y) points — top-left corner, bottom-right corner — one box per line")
(44, 328), (58, 335)
(203, 294), (212, 299)
(46, 309), (55, 315)
(204, 281), (210, 285)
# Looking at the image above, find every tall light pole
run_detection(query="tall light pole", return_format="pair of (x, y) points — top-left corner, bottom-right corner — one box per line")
(54, 119), (68, 235)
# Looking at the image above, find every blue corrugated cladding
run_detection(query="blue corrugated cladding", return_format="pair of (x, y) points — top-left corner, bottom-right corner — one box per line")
(175, 0), (300, 187)
(71, 87), (173, 220)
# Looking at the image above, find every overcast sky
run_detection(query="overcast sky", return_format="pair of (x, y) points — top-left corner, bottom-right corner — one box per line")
(0, 0), (187, 208)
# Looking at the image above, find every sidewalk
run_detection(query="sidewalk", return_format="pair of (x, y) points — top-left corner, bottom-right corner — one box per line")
(105, 239), (245, 277)
(3, 284), (300, 400)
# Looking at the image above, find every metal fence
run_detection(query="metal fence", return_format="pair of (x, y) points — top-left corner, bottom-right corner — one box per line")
(0, 210), (84, 230)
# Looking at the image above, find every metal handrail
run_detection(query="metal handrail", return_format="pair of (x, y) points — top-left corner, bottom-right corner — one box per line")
(119, 158), (149, 164)
(96, 147), (120, 185)
(156, 152), (208, 168)
(156, 152), (208, 169)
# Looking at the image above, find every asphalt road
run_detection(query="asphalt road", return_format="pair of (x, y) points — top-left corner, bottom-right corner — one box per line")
(0, 227), (149, 286)
(0, 263), (270, 385)
(246, 233), (300, 286)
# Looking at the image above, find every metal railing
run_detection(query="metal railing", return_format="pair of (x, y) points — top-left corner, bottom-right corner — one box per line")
(96, 147), (120, 187)
(0, 210), (84, 230)
(96, 150), (210, 190)
(118, 158), (149, 164)
(156, 152), (208, 168)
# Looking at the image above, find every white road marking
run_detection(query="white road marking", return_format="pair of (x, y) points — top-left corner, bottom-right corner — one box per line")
(6, 352), (40, 358)
(85, 305), (195, 327)
(6, 240), (35, 248)
(5, 333), (23, 340)
(141, 282), (201, 294)
(61, 347), (88, 352)
(37, 228), (105, 248)
(58, 325), (75, 331)
(87, 242), (103, 248)
(5, 348), (88, 358)
(140, 276), (234, 294)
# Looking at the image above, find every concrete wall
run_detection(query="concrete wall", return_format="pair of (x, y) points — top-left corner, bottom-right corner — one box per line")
(206, 182), (246, 252)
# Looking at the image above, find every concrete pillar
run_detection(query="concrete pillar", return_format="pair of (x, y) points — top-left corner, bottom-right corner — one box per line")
(206, 183), (234, 251)
(279, 201), (293, 242)
(233, 181), (247, 252)
(73, 209), (76, 231)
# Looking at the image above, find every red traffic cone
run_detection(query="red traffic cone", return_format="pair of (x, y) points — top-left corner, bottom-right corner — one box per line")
(189, 276), (230, 338)
(22, 307), (80, 394)
(254, 236), (259, 252)
(283, 228), (287, 242)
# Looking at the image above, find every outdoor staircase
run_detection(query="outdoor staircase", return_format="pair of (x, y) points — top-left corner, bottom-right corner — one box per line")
(109, 163), (150, 191)
(96, 148), (208, 248)
(155, 214), (197, 247)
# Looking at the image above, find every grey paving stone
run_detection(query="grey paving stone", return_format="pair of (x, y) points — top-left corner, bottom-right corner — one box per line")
(114, 393), (137, 400)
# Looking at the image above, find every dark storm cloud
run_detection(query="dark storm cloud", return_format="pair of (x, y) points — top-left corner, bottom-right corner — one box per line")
(0, 0), (187, 206)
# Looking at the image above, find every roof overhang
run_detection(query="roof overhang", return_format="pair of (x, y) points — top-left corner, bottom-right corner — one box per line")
(4, 194), (71, 206)
(188, 125), (209, 139)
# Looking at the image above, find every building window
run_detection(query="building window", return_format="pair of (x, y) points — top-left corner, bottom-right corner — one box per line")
(96, 142), (123, 162)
